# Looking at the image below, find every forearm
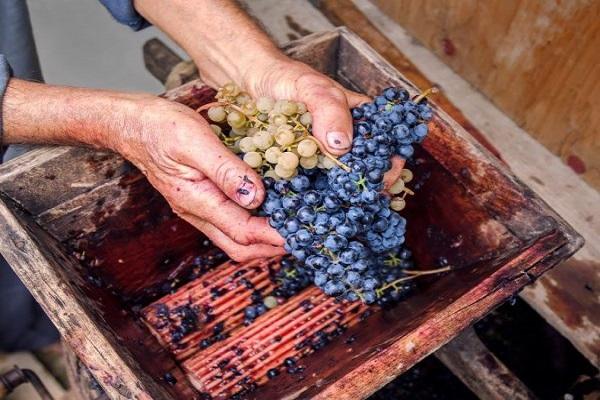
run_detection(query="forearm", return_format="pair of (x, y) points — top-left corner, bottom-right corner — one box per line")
(2, 79), (147, 151)
(133, 0), (285, 87)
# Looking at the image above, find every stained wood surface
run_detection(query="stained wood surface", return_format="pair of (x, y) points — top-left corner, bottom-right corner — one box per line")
(436, 327), (537, 400)
(0, 28), (584, 400)
(374, 0), (600, 191)
(351, 0), (600, 367)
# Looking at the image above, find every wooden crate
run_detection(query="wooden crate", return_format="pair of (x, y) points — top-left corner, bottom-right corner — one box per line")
(0, 28), (582, 400)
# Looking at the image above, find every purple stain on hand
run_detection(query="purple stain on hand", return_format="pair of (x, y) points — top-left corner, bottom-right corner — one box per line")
(237, 176), (256, 206)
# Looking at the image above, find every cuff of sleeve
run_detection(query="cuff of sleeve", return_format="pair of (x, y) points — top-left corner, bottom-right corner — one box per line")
(0, 54), (13, 159)
(98, 0), (151, 31)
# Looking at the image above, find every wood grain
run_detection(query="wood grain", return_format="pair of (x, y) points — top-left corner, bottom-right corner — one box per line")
(354, 0), (600, 366)
(436, 327), (537, 400)
(374, 0), (600, 190)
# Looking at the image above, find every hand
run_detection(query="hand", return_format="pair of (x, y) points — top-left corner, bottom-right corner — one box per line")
(109, 95), (286, 262)
(242, 58), (407, 186)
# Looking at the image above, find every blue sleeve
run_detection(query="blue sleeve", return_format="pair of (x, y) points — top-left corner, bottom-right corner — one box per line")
(0, 54), (13, 156)
(98, 0), (151, 31)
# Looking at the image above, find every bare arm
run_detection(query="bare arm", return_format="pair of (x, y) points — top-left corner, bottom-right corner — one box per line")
(134, 0), (370, 155)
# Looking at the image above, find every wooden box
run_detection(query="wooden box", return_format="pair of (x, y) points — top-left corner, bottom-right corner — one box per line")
(0, 28), (582, 399)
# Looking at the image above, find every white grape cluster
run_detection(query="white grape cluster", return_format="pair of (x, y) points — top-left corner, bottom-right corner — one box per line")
(205, 83), (337, 180)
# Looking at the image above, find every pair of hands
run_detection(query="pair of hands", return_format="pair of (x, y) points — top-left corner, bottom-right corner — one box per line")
(116, 59), (370, 262)
(115, 59), (408, 262)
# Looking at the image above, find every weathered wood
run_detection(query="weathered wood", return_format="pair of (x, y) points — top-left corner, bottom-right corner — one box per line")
(436, 327), (537, 400)
(0, 200), (172, 400)
(0, 28), (584, 400)
(64, 344), (108, 400)
(314, 0), (502, 160)
(353, 0), (600, 366)
(143, 38), (183, 85)
(374, 0), (600, 191)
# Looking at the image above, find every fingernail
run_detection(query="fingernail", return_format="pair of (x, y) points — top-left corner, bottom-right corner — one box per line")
(326, 131), (351, 150)
(237, 177), (257, 206)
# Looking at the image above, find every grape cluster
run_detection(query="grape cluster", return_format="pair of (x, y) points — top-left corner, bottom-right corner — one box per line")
(206, 85), (434, 304)
(205, 83), (339, 180)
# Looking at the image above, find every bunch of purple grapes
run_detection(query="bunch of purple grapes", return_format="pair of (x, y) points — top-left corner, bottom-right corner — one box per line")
(261, 87), (432, 304)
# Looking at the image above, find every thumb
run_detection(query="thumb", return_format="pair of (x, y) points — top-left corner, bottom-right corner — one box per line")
(298, 77), (354, 156)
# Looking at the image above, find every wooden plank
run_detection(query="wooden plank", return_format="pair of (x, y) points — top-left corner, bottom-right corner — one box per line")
(435, 327), (537, 400)
(373, 0), (600, 191)
(353, 0), (600, 366)
(143, 38), (184, 85)
(0, 201), (173, 400)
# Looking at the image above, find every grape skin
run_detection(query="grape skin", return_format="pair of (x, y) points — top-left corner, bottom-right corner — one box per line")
(208, 84), (431, 305)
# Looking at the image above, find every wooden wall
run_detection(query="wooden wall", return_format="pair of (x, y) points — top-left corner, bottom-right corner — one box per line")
(374, 0), (600, 191)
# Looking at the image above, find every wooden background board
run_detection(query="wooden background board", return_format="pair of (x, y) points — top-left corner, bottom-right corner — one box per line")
(374, 0), (600, 191)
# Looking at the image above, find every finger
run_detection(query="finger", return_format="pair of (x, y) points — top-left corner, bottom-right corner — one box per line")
(297, 77), (353, 156)
(176, 178), (285, 247)
(182, 215), (286, 262)
(344, 90), (371, 108)
(383, 156), (406, 190)
(173, 116), (265, 209)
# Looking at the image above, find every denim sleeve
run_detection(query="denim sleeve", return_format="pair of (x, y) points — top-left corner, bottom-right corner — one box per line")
(98, 0), (151, 31)
(0, 54), (13, 156)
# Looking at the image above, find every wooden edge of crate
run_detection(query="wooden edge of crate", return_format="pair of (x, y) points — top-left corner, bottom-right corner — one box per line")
(0, 197), (171, 400)
(260, 232), (571, 399)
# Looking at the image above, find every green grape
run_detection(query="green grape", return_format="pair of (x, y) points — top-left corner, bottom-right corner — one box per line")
(390, 197), (406, 211)
(278, 152), (299, 170)
(269, 113), (288, 126)
(265, 147), (283, 164)
(239, 137), (257, 153)
(274, 163), (295, 179)
(257, 113), (269, 122)
(207, 106), (226, 122)
(296, 102), (307, 114)
(320, 155), (335, 169)
(299, 112), (312, 126)
(243, 152), (263, 168)
(264, 169), (279, 180)
(389, 179), (405, 194)
(275, 129), (295, 147)
(231, 127), (247, 137)
(280, 100), (298, 116)
(235, 92), (252, 105)
(300, 154), (318, 169)
(241, 101), (258, 116)
(256, 97), (275, 113)
(297, 138), (318, 157)
(253, 131), (274, 150)
(227, 110), (246, 129)
(223, 82), (240, 97)
(401, 169), (413, 183)
(246, 127), (259, 137)
(209, 124), (222, 136)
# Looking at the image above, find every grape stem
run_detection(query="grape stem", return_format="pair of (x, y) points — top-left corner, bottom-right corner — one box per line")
(196, 101), (227, 112)
(374, 265), (451, 297)
(413, 87), (439, 104)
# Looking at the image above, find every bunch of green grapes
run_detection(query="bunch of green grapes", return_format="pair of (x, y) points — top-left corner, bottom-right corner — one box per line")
(204, 83), (338, 180)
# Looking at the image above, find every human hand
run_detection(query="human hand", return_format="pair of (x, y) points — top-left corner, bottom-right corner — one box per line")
(241, 58), (407, 188)
(108, 95), (286, 262)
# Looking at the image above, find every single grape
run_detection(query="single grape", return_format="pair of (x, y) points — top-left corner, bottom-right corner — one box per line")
(297, 139), (318, 157)
(275, 129), (295, 147)
(264, 147), (283, 164)
(207, 106), (226, 122)
(227, 110), (246, 129)
(278, 152), (299, 170)
(257, 97), (275, 113)
(390, 197), (406, 211)
(239, 137), (257, 153)
(299, 155), (318, 169)
(253, 131), (274, 150)
(209, 124), (222, 136)
(243, 152), (263, 168)
(299, 112), (312, 126)
(401, 169), (413, 182)
(389, 179), (405, 194)
(275, 163), (295, 179)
